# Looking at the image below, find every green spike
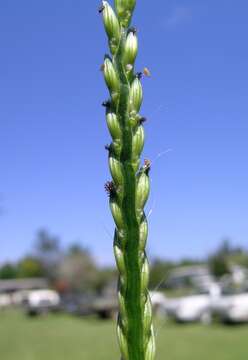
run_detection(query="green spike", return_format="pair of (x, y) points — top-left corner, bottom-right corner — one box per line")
(100, 1), (155, 359)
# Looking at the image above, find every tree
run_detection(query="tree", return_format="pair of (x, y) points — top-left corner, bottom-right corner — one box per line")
(217, 238), (232, 256)
(34, 229), (61, 261)
(34, 228), (61, 281)
(0, 263), (18, 279)
(209, 255), (230, 278)
(208, 240), (232, 278)
(57, 244), (98, 293)
(17, 257), (44, 278)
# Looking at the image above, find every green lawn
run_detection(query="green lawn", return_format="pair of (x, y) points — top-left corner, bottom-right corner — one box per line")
(0, 310), (247, 359)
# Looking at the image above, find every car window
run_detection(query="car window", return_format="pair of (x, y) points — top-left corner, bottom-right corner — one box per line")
(222, 286), (248, 295)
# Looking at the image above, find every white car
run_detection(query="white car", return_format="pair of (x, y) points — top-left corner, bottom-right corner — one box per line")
(12, 290), (30, 305)
(211, 287), (248, 323)
(150, 291), (167, 316)
(0, 294), (12, 309)
(165, 285), (220, 323)
(24, 289), (60, 316)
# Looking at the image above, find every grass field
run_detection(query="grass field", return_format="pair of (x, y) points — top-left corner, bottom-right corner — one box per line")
(0, 310), (248, 360)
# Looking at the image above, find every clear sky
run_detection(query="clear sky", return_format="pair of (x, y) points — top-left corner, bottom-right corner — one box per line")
(1, 0), (248, 266)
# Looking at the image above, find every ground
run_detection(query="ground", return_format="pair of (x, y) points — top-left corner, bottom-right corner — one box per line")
(0, 310), (248, 359)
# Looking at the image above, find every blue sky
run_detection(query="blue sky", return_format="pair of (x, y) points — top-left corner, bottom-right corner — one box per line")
(1, 0), (248, 265)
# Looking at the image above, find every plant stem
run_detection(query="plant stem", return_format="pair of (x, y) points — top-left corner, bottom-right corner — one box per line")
(100, 2), (155, 359)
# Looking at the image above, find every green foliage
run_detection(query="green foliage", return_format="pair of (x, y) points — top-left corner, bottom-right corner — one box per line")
(0, 263), (18, 279)
(0, 257), (44, 280)
(228, 252), (248, 268)
(209, 255), (230, 278)
(17, 257), (44, 278)
(208, 239), (248, 278)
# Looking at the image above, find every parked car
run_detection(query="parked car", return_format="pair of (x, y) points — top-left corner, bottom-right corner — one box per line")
(12, 290), (30, 306)
(165, 284), (220, 323)
(60, 293), (96, 316)
(0, 294), (12, 309)
(211, 286), (248, 323)
(24, 289), (60, 316)
(150, 291), (167, 316)
(92, 295), (118, 319)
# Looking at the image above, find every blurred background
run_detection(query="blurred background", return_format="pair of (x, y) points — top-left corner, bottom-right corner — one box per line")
(1, 0), (248, 359)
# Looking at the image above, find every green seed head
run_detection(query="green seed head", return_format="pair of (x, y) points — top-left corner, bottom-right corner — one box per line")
(129, 77), (143, 113)
(136, 172), (150, 212)
(117, 322), (129, 360)
(143, 296), (153, 331)
(102, 1), (121, 54)
(114, 243), (125, 275)
(132, 125), (145, 158)
(118, 292), (128, 327)
(145, 332), (156, 360)
(101, 0), (155, 358)
(139, 217), (148, 251)
(140, 257), (149, 292)
(123, 31), (138, 66)
(106, 112), (122, 140)
(115, 0), (136, 28)
(109, 156), (123, 186)
(110, 200), (124, 230)
(103, 58), (120, 102)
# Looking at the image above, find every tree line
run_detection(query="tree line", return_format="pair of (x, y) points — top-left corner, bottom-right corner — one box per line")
(1, 231), (248, 293)
(0, 229), (116, 294)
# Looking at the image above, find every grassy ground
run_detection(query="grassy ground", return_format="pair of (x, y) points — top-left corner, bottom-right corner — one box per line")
(0, 310), (248, 360)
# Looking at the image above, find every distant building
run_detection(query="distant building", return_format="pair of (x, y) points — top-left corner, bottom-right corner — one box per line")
(0, 278), (48, 294)
(0, 278), (49, 306)
(166, 265), (214, 291)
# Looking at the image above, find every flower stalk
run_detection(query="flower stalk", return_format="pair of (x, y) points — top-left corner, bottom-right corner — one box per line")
(100, 1), (155, 359)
